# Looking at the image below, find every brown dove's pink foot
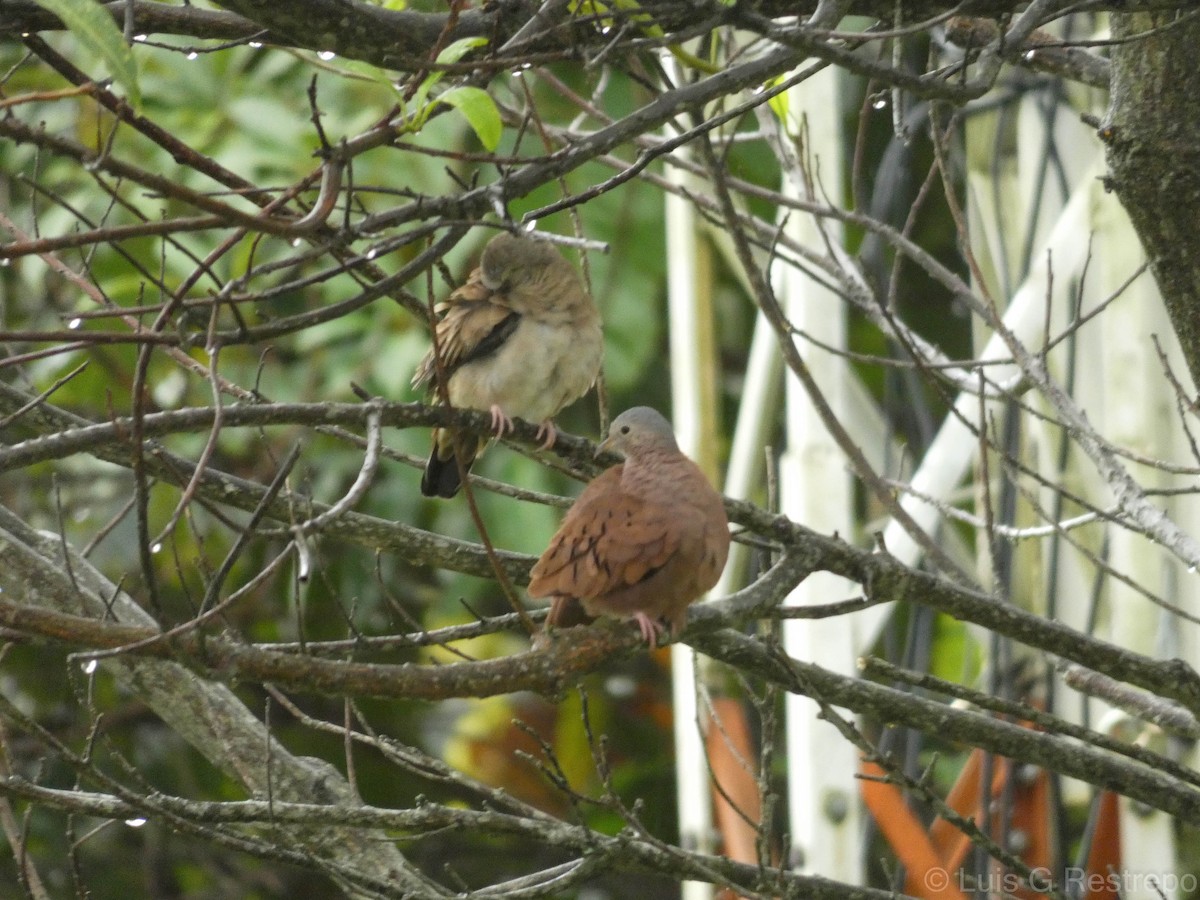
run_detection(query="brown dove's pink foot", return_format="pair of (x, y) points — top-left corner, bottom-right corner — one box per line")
(634, 612), (665, 647)
(534, 419), (558, 451)
(488, 404), (514, 437)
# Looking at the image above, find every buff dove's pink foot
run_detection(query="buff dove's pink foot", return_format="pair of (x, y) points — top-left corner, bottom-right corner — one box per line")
(534, 420), (558, 451)
(489, 404), (515, 438)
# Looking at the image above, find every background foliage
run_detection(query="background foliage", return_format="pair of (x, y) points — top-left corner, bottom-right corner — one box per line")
(3, 1), (1200, 898)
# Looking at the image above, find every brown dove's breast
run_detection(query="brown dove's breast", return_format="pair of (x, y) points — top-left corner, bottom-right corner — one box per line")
(584, 478), (729, 631)
(448, 316), (601, 423)
(610, 457), (729, 626)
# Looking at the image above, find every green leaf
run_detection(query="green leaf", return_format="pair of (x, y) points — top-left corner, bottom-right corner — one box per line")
(412, 36), (489, 109)
(438, 85), (502, 151)
(435, 36), (489, 67)
(765, 75), (789, 125)
(340, 58), (403, 91)
(928, 614), (982, 685)
(30, 0), (140, 110)
(570, 0), (615, 31)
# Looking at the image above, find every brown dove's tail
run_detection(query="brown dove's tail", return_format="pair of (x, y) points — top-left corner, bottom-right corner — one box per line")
(420, 429), (479, 498)
(543, 595), (595, 631)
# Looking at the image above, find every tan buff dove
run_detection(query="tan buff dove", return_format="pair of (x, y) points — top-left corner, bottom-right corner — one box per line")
(529, 407), (731, 646)
(412, 232), (603, 498)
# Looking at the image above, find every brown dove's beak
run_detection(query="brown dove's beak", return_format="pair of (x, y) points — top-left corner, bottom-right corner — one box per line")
(594, 433), (620, 460)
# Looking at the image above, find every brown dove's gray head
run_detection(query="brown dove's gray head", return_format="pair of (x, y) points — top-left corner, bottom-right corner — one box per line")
(597, 407), (680, 458)
(479, 232), (566, 291)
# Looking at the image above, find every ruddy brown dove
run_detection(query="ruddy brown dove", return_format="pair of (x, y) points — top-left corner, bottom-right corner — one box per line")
(412, 232), (603, 498)
(528, 407), (731, 646)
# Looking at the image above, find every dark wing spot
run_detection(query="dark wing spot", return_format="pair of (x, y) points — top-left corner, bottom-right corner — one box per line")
(635, 565), (662, 585)
(452, 310), (521, 372)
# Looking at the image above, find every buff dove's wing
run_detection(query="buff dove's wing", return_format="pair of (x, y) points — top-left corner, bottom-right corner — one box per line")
(411, 270), (519, 387)
(528, 407), (731, 646)
(411, 267), (520, 497)
(413, 232), (603, 498)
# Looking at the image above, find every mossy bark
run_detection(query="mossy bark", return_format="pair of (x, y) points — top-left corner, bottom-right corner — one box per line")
(1105, 12), (1200, 389)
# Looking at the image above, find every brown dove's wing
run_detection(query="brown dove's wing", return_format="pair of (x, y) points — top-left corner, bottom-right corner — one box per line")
(528, 467), (682, 603)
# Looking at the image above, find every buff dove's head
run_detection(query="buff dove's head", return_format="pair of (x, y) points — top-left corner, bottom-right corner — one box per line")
(413, 232), (604, 498)
(478, 233), (568, 292)
(529, 407), (730, 647)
